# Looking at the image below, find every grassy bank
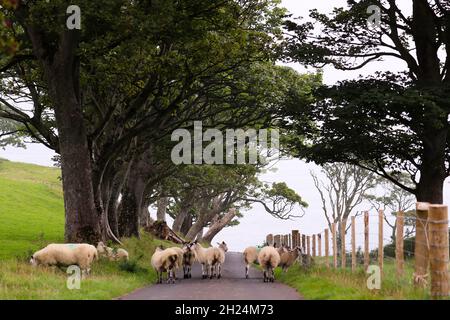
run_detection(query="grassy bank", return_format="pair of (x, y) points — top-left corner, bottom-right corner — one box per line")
(276, 259), (431, 300)
(0, 159), (168, 300)
(0, 233), (173, 299)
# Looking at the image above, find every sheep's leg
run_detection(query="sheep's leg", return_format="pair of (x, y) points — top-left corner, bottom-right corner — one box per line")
(263, 269), (267, 282)
(209, 265), (214, 279)
(270, 267), (275, 282)
(201, 263), (207, 279)
(245, 264), (249, 279)
(217, 263), (222, 279)
(188, 265), (192, 278)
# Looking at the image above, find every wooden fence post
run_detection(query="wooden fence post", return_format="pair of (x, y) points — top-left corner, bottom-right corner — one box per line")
(364, 211), (369, 271)
(396, 211), (404, 278)
(341, 219), (347, 268)
(288, 234), (292, 249)
(351, 216), (356, 272)
(325, 228), (329, 268)
(332, 223), (337, 268)
(298, 233), (302, 249)
(302, 234), (306, 253)
(266, 234), (274, 246)
(318, 234), (322, 257)
(292, 230), (299, 248)
(312, 234), (316, 257)
(414, 202), (429, 287)
(307, 236), (311, 256)
(428, 205), (449, 299)
(274, 235), (281, 248)
(379, 210), (384, 276)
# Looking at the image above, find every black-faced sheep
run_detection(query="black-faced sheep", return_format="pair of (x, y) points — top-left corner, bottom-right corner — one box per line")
(243, 246), (258, 279)
(30, 243), (98, 276)
(96, 241), (129, 261)
(257, 246), (280, 283)
(151, 246), (179, 284)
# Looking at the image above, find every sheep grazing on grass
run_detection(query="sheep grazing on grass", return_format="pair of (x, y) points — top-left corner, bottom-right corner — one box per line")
(96, 242), (129, 262)
(151, 245), (179, 284)
(30, 243), (98, 276)
(279, 246), (303, 272)
(257, 246), (280, 283)
(182, 242), (196, 279)
(211, 241), (228, 279)
(243, 246), (258, 279)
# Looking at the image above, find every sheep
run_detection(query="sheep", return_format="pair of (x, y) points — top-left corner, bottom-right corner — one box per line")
(257, 246), (280, 283)
(279, 246), (303, 272)
(243, 246), (258, 279)
(189, 240), (218, 279)
(96, 241), (129, 262)
(182, 242), (196, 279)
(151, 245), (179, 284)
(210, 241), (227, 279)
(30, 243), (98, 276)
(167, 246), (184, 279)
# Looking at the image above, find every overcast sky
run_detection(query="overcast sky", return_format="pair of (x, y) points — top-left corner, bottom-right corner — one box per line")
(0, 1), (449, 251)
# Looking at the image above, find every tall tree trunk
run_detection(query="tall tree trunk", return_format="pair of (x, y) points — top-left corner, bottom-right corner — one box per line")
(201, 208), (236, 243)
(416, 131), (447, 204)
(118, 157), (147, 237)
(180, 215), (192, 236)
(156, 197), (168, 222)
(172, 202), (191, 233)
(40, 31), (101, 243)
(139, 198), (152, 228)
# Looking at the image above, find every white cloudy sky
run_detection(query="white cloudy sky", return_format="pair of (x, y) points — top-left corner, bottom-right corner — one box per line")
(1, 1), (449, 251)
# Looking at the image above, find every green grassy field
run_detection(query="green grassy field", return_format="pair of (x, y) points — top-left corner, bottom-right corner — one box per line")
(0, 158), (64, 260)
(0, 159), (167, 299)
(276, 258), (432, 300)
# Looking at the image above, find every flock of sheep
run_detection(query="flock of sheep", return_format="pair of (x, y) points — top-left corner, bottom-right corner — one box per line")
(152, 241), (306, 284)
(29, 242), (129, 276)
(29, 239), (307, 284)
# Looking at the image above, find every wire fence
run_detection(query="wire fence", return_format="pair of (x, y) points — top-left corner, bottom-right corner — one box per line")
(265, 204), (450, 298)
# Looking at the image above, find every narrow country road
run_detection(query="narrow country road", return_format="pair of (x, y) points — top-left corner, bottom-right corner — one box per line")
(117, 252), (302, 300)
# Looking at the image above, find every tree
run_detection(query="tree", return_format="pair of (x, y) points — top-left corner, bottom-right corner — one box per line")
(1, 0), (287, 241)
(163, 162), (308, 243)
(365, 173), (416, 242)
(0, 0), (18, 56)
(311, 163), (375, 249)
(282, 0), (450, 204)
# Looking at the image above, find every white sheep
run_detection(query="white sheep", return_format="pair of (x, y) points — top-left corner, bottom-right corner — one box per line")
(257, 246), (280, 283)
(210, 241), (228, 279)
(182, 242), (197, 279)
(151, 246), (179, 284)
(243, 246), (258, 279)
(190, 240), (219, 279)
(30, 243), (98, 276)
(96, 241), (129, 261)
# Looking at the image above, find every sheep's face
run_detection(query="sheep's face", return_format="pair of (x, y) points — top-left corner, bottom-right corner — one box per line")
(218, 241), (228, 252)
(29, 256), (38, 266)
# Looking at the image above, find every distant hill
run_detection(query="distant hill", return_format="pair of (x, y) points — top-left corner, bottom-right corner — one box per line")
(0, 158), (64, 259)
